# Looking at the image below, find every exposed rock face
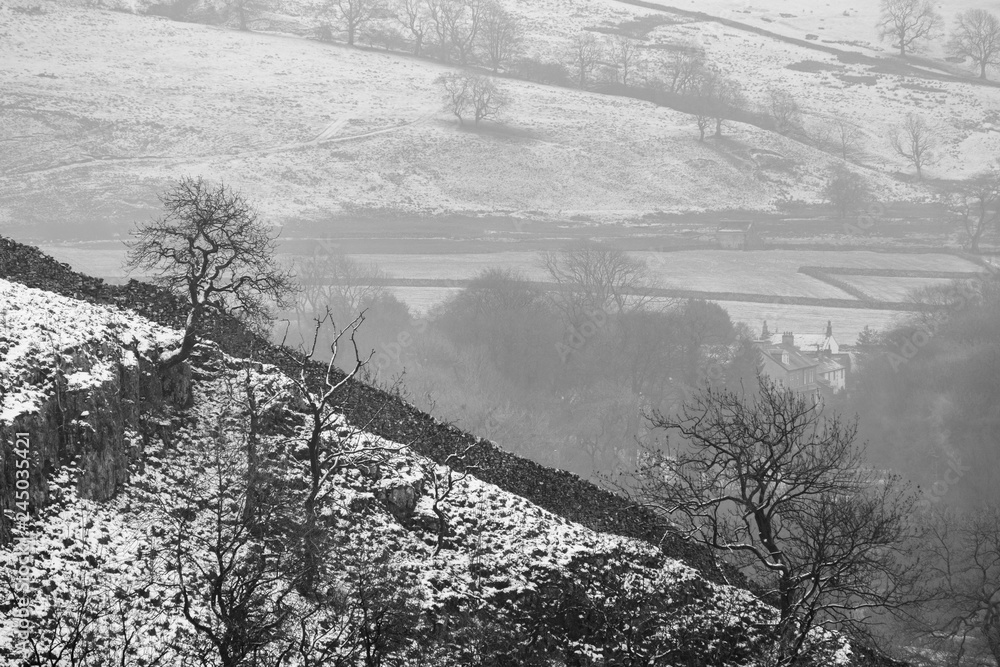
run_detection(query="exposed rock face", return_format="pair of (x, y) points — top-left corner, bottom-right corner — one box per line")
(0, 289), (192, 545)
(376, 482), (423, 522)
(0, 234), (728, 580)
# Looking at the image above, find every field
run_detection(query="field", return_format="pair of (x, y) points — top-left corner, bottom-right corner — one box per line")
(37, 242), (983, 345)
(835, 275), (954, 302)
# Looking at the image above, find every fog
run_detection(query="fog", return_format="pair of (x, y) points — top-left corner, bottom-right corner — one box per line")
(5, 0), (1000, 662)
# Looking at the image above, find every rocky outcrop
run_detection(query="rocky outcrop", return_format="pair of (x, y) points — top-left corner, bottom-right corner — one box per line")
(0, 334), (191, 546)
(0, 234), (726, 580)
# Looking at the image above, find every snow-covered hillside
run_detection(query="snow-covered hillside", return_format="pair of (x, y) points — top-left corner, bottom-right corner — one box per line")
(0, 0), (935, 232)
(502, 0), (1000, 182)
(0, 276), (857, 665)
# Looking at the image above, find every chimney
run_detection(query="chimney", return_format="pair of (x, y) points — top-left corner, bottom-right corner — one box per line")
(826, 320), (833, 338)
(782, 332), (795, 348)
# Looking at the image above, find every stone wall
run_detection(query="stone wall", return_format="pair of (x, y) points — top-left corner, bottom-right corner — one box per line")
(0, 235), (731, 582)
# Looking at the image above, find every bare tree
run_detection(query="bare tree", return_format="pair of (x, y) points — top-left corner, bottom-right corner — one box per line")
(947, 168), (1000, 254)
(392, 0), (429, 55)
(468, 74), (509, 124)
(689, 67), (743, 139)
(437, 71), (473, 124)
(827, 119), (863, 161)
(320, 0), (382, 46)
(625, 377), (917, 665)
(609, 35), (641, 88)
(420, 443), (479, 555)
(295, 250), (388, 328)
(767, 88), (802, 136)
(877, 0), (943, 57)
(123, 176), (296, 373)
(275, 311), (402, 593)
(689, 68), (719, 141)
(223, 0), (273, 31)
(425, 0), (450, 57)
(712, 77), (744, 138)
(915, 507), (1000, 666)
(440, 0), (483, 65)
(889, 113), (936, 180)
(155, 406), (300, 667)
(949, 9), (1000, 80)
(479, 0), (521, 73)
(541, 242), (659, 322)
(823, 164), (873, 220)
(436, 72), (509, 125)
(570, 32), (603, 89)
(663, 45), (704, 95)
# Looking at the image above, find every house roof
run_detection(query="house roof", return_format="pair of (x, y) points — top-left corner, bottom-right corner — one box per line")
(756, 342), (818, 372)
(764, 333), (838, 354)
(815, 358), (846, 374)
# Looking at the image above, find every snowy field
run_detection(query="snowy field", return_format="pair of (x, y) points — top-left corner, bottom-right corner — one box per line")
(0, 277), (777, 664)
(0, 0), (960, 235)
(505, 0), (1000, 182)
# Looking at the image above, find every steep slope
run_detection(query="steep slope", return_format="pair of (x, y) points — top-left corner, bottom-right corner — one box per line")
(0, 275), (809, 664)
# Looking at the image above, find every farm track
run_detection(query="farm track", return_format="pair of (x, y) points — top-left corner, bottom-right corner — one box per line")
(611, 0), (999, 88)
(0, 111), (433, 180)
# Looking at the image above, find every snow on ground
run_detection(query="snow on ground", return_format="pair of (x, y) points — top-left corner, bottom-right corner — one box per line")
(0, 0), (935, 234)
(505, 0), (1000, 183)
(634, 0), (989, 63)
(0, 278), (175, 426)
(0, 277), (778, 664)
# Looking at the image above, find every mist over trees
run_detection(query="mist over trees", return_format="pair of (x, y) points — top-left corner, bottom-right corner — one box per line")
(845, 272), (1000, 512)
(624, 378), (918, 665)
(288, 246), (745, 479)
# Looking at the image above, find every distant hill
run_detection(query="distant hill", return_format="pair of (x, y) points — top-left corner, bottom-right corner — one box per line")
(0, 0), (953, 235)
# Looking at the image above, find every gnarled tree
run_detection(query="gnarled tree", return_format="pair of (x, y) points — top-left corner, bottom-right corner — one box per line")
(479, 0), (522, 73)
(915, 507), (1000, 666)
(570, 32), (603, 89)
(947, 168), (1000, 254)
(877, 0), (943, 57)
(625, 377), (917, 665)
(889, 113), (935, 180)
(124, 176), (296, 373)
(949, 9), (1000, 80)
(318, 0), (382, 46)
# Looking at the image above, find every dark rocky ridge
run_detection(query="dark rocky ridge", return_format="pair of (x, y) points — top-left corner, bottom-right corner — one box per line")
(0, 235), (719, 580)
(0, 236), (920, 666)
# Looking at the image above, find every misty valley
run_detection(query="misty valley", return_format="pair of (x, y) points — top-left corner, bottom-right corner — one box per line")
(3, 0), (1000, 665)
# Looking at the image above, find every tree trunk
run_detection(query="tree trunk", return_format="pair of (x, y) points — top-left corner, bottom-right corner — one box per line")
(160, 307), (202, 373)
(982, 62), (989, 79)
